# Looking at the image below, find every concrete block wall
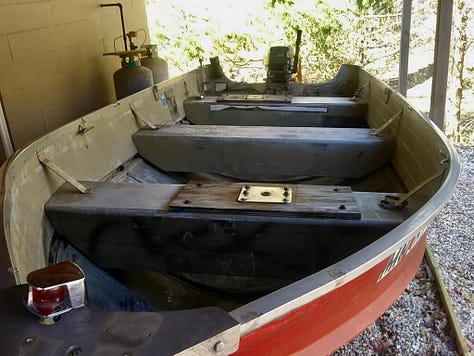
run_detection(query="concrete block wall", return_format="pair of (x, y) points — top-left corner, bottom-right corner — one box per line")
(0, 0), (149, 159)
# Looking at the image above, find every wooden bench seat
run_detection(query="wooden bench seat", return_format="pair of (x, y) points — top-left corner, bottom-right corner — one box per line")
(132, 125), (395, 179)
(45, 181), (407, 280)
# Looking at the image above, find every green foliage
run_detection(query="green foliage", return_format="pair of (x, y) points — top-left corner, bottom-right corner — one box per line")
(268, 0), (294, 7)
(276, 5), (351, 81)
(146, 0), (404, 82)
(355, 0), (396, 14)
(146, 0), (473, 144)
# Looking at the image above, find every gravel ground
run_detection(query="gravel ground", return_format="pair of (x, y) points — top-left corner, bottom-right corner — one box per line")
(333, 146), (473, 355)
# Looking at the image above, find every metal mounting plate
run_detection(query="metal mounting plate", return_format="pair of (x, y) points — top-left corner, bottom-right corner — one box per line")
(237, 185), (292, 204)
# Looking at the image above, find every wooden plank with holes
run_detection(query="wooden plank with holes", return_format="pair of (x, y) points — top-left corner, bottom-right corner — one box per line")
(169, 181), (361, 219)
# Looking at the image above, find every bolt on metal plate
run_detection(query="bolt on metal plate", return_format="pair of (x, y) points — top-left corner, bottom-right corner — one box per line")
(237, 185), (292, 204)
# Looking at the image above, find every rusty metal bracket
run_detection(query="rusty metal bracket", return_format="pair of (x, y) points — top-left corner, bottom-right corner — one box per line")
(351, 80), (370, 101)
(77, 118), (94, 136)
(152, 85), (160, 101)
(37, 151), (91, 194)
(130, 103), (157, 129)
(371, 109), (403, 136)
(384, 87), (392, 104)
(381, 168), (446, 209)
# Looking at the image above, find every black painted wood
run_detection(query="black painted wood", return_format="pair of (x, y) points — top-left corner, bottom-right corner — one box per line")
(45, 182), (404, 281)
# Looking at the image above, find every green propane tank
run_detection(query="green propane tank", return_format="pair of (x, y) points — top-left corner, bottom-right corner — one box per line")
(104, 50), (153, 100)
(141, 44), (169, 84)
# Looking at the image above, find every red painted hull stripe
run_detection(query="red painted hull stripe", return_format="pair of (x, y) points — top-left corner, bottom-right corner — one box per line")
(233, 235), (427, 356)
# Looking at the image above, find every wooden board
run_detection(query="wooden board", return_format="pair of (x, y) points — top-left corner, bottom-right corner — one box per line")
(169, 181), (361, 219)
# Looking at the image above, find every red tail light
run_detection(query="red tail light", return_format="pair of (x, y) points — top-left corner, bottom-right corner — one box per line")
(31, 285), (68, 315)
(26, 261), (87, 320)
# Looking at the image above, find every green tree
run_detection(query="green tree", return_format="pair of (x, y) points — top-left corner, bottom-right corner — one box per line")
(268, 1), (353, 81)
(446, 0), (474, 144)
(146, 0), (474, 145)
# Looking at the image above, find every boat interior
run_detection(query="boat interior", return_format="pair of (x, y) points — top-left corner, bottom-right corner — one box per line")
(16, 64), (445, 314)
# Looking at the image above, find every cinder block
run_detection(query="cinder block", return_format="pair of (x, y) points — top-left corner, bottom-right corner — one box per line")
(8, 110), (46, 149)
(42, 97), (76, 132)
(75, 83), (105, 115)
(2, 0), (47, 3)
(21, 80), (56, 112)
(0, 35), (12, 65)
(0, 4), (23, 34)
(41, 87), (100, 133)
(58, 44), (87, 73)
(97, 54), (120, 81)
(50, 0), (93, 25)
(0, 60), (37, 91)
(2, 79), (56, 121)
(8, 30), (44, 62)
(58, 44), (100, 88)
(35, 50), (62, 76)
(68, 20), (92, 46)
(20, 2), (52, 31)
(1, 0), (148, 149)
(97, 76), (117, 104)
(40, 24), (71, 53)
(1, 89), (25, 119)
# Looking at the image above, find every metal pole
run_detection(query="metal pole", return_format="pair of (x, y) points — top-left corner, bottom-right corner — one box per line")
(430, 0), (453, 130)
(398, 0), (412, 96)
(100, 3), (128, 51)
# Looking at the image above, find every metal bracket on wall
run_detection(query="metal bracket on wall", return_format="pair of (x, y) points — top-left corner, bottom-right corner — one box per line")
(37, 151), (91, 194)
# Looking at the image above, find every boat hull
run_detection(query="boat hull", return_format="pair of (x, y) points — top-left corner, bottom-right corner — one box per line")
(235, 234), (426, 355)
(0, 64), (459, 354)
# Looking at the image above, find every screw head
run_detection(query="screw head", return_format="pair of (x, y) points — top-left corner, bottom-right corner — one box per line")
(214, 340), (225, 352)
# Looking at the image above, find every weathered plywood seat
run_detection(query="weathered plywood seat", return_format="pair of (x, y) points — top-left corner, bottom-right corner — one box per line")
(132, 126), (395, 179)
(45, 181), (407, 280)
(184, 96), (368, 127)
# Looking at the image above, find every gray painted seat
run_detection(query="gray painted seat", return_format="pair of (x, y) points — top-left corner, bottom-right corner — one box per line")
(132, 125), (395, 180)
